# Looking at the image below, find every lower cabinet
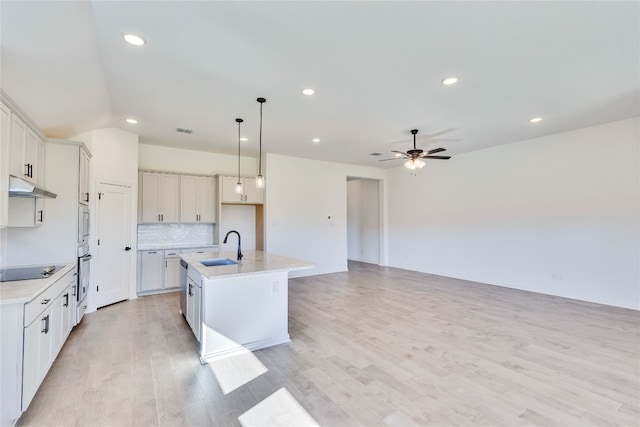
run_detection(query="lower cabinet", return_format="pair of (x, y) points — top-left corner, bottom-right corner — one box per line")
(137, 246), (217, 295)
(22, 304), (53, 409)
(138, 250), (164, 293)
(185, 276), (201, 342)
(21, 268), (76, 413)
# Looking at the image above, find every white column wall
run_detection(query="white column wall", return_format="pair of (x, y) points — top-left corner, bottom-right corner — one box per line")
(264, 154), (386, 277)
(387, 118), (640, 309)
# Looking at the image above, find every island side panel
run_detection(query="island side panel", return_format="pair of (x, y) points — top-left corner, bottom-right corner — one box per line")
(200, 271), (290, 362)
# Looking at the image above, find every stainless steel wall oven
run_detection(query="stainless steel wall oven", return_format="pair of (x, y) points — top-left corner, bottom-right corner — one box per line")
(77, 243), (91, 323)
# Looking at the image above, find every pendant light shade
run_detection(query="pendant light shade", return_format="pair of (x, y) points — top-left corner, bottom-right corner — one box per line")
(256, 97), (266, 189)
(235, 118), (243, 194)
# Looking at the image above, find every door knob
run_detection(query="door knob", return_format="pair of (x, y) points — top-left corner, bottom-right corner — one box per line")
(125, 246), (131, 251)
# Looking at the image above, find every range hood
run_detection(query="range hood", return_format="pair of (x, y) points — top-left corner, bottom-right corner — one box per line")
(8, 175), (57, 199)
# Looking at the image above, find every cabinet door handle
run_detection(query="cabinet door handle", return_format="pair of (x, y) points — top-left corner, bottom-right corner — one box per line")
(188, 283), (192, 296)
(147, 251), (157, 254)
(41, 315), (50, 334)
(41, 298), (51, 305)
(85, 192), (89, 202)
(63, 293), (69, 307)
(38, 210), (43, 223)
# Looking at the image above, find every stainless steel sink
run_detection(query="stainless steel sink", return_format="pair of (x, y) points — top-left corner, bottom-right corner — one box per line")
(200, 258), (238, 267)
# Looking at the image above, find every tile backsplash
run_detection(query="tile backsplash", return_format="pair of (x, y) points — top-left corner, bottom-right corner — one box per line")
(137, 223), (215, 248)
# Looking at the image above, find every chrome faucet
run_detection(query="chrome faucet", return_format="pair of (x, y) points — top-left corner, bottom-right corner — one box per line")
(223, 230), (243, 261)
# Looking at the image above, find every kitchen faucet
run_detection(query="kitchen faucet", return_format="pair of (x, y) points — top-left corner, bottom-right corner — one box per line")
(223, 230), (243, 261)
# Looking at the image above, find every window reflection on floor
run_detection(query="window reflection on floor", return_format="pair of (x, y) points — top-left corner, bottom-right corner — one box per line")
(207, 347), (268, 395)
(238, 387), (320, 427)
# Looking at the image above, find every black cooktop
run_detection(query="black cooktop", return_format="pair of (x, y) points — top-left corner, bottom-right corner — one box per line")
(0, 265), (66, 282)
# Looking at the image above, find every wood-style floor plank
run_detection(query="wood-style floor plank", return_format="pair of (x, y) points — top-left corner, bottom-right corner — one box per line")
(17, 261), (640, 426)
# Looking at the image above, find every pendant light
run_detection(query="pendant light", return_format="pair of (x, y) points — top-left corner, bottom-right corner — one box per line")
(256, 97), (266, 189)
(235, 118), (243, 194)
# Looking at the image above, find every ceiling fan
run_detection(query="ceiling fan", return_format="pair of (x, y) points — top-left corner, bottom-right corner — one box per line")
(380, 129), (451, 170)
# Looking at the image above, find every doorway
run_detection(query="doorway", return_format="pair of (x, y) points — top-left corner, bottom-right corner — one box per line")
(346, 177), (381, 264)
(95, 181), (132, 309)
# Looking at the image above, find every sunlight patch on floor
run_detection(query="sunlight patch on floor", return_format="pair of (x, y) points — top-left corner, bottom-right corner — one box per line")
(238, 387), (320, 427)
(207, 348), (268, 395)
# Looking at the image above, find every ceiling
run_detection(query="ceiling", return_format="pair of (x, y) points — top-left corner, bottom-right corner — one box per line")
(1, 1), (638, 168)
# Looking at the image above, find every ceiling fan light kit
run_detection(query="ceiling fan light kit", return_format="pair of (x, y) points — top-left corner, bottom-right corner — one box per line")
(380, 128), (451, 170)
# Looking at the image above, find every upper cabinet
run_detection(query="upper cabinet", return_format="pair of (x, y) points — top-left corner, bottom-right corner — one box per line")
(220, 176), (263, 204)
(0, 102), (10, 226)
(140, 172), (180, 223)
(9, 115), (42, 184)
(180, 176), (216, 223)
(78, 149), (90, 205)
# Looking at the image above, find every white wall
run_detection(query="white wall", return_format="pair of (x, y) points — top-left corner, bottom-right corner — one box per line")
(73, 128), (139, 312)
(347, 178), (380, 263)
(387, 118), (640, 310)
(138, 143), (256, 176)
(264, 153), (386, 277)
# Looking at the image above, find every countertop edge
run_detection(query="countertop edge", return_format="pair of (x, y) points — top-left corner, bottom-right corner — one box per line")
(0, 263), (76, 305)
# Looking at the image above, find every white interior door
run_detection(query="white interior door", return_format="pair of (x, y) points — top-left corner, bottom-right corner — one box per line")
(95, 182), (132, 308)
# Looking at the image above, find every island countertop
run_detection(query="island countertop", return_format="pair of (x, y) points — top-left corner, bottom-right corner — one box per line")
(180, 250), (313, 280)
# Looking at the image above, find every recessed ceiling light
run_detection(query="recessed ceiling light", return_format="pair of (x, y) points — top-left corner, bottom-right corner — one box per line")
(312, 138), (320, 143)
(125, 118), (138, 124)
(123, 33), (146, 46)
(302, 88), (315, 96)
(240, 137), (248, 142)
(530, 117), (542, 123)
(442, 77), (458, 85)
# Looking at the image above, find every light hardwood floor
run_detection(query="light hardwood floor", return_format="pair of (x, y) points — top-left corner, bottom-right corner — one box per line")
(18, 261), (640, 426)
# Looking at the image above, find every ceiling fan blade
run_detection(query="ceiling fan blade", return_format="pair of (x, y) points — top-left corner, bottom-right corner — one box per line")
(424, 155), (451, 160)
(427, 147), (446, 154)
(391, 150), (408, 155)
(379, 158), (403, 162)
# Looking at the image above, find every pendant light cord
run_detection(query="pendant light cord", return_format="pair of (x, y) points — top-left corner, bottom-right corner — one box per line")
(236, 118), (243, 183)
(258, 101), (263, 176)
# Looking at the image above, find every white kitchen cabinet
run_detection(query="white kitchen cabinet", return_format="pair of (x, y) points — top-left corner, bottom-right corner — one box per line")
(186, 275), (201, 342)
(0, 102), (11, 227)
(78, 148), (90, 205)
(164, 249), (182, 289)
(138, 250), (164, 292)
(51, 280), (74, 360)
(220, 176), (263, 204)
(21, 267), (77, 411)
(9, 114), (28, 179)
(180, 175), (216, 223)
(140, 172), (180, 223)
(22, 304), (53, 411)
(9, 115), (42, 184)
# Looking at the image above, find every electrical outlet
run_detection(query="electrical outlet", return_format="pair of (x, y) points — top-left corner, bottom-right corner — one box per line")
(551, 273), (564, 281)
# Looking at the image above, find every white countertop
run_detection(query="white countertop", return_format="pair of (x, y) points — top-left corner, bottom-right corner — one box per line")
(181, 250), (314, 280)
(0, 263), (75, 305)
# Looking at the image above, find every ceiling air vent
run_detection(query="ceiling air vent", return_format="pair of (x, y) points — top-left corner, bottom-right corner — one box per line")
(370, 152), (382, 156)
(176, 127), (193, 134)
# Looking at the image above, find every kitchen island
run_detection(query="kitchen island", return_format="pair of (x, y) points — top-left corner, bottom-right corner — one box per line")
(180, 250), (313, 363)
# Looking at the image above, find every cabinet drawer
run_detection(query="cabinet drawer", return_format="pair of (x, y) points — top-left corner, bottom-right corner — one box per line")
(164, 249), (182, 258)
(24, 269), (75, 326)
